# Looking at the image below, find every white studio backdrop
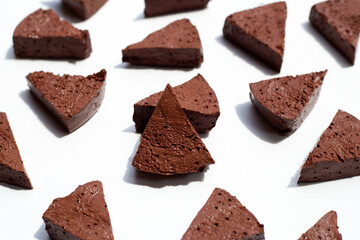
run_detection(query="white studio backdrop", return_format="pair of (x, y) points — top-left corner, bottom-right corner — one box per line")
(1, 0), (360, 239)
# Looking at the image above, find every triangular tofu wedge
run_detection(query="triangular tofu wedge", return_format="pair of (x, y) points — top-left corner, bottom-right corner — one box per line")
(298, 211), (342, 240)
(310, 0), (360, 64)
(182, 188), (264, 240)
(62, 0), (108, 20)
(26, 70), (106, 133)
(132, 84), (214, 175)
(122, 19), (203, 68)
(43, 181), (114, 240)
(13, 9), (92, 59)
(223, 2), (287, 72)
(0, 112), (32, 189)
(299, 110), (360, 183)
(250, 70), (327, 133)
(133, 74), (220, 133)
(144, 0), (210, 17)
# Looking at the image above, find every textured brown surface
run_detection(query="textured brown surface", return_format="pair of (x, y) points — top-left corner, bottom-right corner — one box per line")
(43, 181), (114, 240)
(298, 211), (342, 240)
(182, 188), (264, 240)
(144, 0), (210, 17)
(13, 9), (91, 59)
(0, 113), (32, 189)
(122, 19), (203, 68)
(132, 84), (214, 175)
(223, 2), (287, 72)
(62, 0), (108, 19)
(133, 74), (220, 133)
(26, 70), (106, 133)
(299, 110), (360, 183)
(310, 0), (360, 64)
(250, 70), (326, 133)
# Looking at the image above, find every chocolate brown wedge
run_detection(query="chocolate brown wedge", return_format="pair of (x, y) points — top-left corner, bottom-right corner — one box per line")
(13, 9), (92, 59)
(26, 70), (106, 133)
(144, 0), (210, 17)
(122, 19), (203, 68)
(310, 0), (360, 64)
(299, 110), (360, 183)
(250, 70), (327, 133)
(133, 74), (220, 133)
(0, 113), (32, 189)
(182, 188), (264, 240)
(223, 2), (287, 72)
(132, 84), (214, 175)
(298, 211), (342, 240)
(62, 0), (108, 20)
(43, 181), (114, 240)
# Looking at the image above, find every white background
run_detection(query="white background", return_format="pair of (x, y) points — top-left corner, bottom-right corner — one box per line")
(1, 0), (360, 239)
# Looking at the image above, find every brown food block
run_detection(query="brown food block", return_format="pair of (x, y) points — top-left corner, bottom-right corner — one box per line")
(13, 9), (92, 59)
(132, 84), (214, 175)
(250, 70), (327, 133)
(0, 113), (32, 189)
(299, 110), (360, 183)
(122, 19), (203, 68)
(43, 181), (114, 240)
(133, 74), (220, 133)
(298, 211), (342, 240)
(310, 0), (360, 64)
(223, 2), (287, 72)
(62, 0), (108, 20)
(182, 188), (264, 240)
(144, 0), (210, 17)
(26, 69), (106, 133)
